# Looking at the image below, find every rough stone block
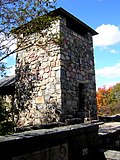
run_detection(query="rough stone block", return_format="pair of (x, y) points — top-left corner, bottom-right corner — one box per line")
(35, 96), (45, 104)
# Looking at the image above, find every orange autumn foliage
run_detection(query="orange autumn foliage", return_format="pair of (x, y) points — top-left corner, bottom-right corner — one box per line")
(96, 86), (112, 110)
(96, 83), (120, 115)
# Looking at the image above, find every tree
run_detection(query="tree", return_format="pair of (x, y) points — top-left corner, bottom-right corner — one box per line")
(96, 86), (112, 115)
(0, 0), (58, 134)
(108, 83), (120, 114)
(96, 84), (120, 115)
(0, 0), (57, 74)
(96, 86), (111, 108)
(0, 96), (15, 135)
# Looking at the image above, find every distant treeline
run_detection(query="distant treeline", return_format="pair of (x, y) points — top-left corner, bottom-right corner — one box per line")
(96, 83), (120, 115)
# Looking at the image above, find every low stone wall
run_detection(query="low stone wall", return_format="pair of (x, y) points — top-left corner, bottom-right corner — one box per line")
(99, 122), (120, 151)
(99, 115), (120, 122)
(0, 123), (99, 160)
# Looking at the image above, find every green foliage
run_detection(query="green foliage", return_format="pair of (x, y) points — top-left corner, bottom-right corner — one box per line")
(0, 97), (16, 135)
(108, 83), (120, 114)
(109, 83), (120, 105)
(0, 121), (15, 136)
(97, 83), (120, 116)
(0, 98), (9, 122)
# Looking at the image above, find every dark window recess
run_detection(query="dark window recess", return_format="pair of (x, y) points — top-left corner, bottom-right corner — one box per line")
(78, 83), (85, 110)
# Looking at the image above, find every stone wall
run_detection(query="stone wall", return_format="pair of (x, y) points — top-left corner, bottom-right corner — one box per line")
(99, 122), (120, 151)
(60, 18), (97, 120)
(0, 123), (99, 160)
(99, 115), (120, 122)
(1, 121), (119, 160)
(15, 20), (62, 126)
(15, 13), (97, 126)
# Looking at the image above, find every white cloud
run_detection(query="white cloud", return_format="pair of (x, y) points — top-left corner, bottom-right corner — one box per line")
(96, 63), (120, 78)
(93, 24), (120, 47)
(110, 49), (117, 54)
(96, 81), (119, 90)
(104, 81), (120, 89)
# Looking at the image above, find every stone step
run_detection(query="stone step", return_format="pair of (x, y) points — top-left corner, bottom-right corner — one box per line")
(104, 150), (120, 160)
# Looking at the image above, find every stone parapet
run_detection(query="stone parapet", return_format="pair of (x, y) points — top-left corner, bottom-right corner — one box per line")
(0, 123), (99, 160)
(99, 122), (120, 151)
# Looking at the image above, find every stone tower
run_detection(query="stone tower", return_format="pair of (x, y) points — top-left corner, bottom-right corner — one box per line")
(15, 8), (98, 126)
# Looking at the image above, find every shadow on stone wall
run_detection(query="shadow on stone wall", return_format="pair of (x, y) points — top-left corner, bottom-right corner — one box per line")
(15, 61), (61, 127)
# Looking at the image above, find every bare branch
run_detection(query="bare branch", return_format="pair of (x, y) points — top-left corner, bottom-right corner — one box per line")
(0, 0), (57, 75)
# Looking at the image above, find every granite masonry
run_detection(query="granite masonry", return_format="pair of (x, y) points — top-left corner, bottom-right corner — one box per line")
(15, 8), (98, 127)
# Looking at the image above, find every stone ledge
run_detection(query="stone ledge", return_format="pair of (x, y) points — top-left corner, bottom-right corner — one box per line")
(15, 122), (65, 133)
(104, 150), (120, 160)
(99, 115), (120, 122)
(0, 123), (99, 160)
(98, 122), (120, 151)
(99, 122), (120, 135)
(0, 123), (99, 143)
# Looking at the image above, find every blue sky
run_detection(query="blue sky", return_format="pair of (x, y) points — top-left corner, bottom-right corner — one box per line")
(4, 0), (120, 89)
